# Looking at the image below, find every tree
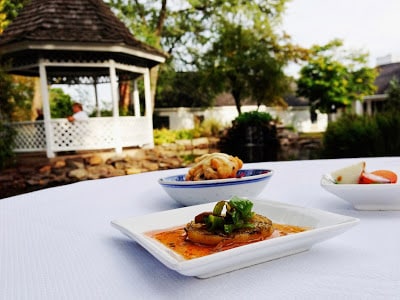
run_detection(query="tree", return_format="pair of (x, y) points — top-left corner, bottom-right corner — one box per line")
(0, 0), (35, 121)
(107, 0), (305, 112)
(297, 39), (377, 119)
(0, 0), (29, 33)
(197, 21), (290, 114)
(8, 75), (35, 121)
(107, 0), (207, 108)
(0, 65), (14, 120)
(49, 88), (73, 118)
(0, 0), (30, 167)
(156, 69), (216, 108)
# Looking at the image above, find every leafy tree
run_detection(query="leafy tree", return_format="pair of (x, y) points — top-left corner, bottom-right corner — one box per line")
(107, 0), (306, 112)
(49, 88), (73, 118)
(297, 39), (377, 119)
(106, 0), (204, 107)
(0, 70), (35, 122)
(156, 66), (216, 108)
(0, 65), (14, 120)
(0, 0), (29, 33)
(0, 56), (28, 168)
(197, 21), (291, 114)
(0, 0), (35, 122)
(8, 75), (35, 121)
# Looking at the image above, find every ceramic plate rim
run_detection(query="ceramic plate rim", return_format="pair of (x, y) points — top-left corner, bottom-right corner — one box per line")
(320, 175), (400, 210)
(111, 199), (359, 278)
(320, 176), (400, 189)
(158, 169), (273, 186)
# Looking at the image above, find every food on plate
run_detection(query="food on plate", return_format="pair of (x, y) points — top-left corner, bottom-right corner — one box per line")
(185, 153), (243, 181)
(185, 197), (274, 246)
(329, 161), (397, 184)
(359, 170), (397, 184)
(148, 197), (310, 259)
(331, 161), (366, 184)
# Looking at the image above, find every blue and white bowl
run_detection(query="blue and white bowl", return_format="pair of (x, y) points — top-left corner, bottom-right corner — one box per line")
(158, 169), (274, 206)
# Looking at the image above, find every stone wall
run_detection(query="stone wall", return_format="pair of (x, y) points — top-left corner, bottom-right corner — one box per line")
(0, 137), (218, 199)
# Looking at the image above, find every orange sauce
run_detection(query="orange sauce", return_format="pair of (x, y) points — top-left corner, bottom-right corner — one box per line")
(147, 223), (309, 260)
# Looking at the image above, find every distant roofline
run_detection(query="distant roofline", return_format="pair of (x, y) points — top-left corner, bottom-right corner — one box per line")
(364, 94), (387, 101)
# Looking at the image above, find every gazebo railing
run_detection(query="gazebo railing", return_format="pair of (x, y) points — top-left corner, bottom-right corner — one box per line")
(11, 116), (154, 154)
(12, 121), (47, 152)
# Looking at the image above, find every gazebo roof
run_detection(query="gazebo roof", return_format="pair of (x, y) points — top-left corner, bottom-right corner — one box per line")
(0, 0), (167, 82)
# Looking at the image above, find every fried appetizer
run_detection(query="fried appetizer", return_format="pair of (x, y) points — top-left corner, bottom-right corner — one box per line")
(185, 197), (274, 246)
(185, 153), (243, 181)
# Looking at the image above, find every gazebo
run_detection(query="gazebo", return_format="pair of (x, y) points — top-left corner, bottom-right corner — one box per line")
(0, 0), (166, 158)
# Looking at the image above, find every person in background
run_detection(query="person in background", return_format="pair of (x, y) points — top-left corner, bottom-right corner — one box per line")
(67, 102), (89, 122)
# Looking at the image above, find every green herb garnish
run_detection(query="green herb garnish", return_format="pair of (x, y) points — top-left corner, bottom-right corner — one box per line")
(198, 196), (255, 234)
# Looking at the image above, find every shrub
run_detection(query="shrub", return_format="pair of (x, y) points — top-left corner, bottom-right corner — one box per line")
(153, 128), (177, 145)
(375, 111), (400, 155)
(175, 129), (194, 140)
(321, 112), (400, 158)
(234, 110), (274, 125)
(196, 118), (224, 137)
(218, 111), (280, 162)
(0, 122), (16, 169)
(153, 118), (225, 145)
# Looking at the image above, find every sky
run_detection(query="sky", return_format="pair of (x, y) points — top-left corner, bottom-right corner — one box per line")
(282, 0), (400, 76)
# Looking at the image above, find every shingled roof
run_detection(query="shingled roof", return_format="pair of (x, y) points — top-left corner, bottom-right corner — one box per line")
(0, 0), (166, 80)
(375, 62), (400, 94)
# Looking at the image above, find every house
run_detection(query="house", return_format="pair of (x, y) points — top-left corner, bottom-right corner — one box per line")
(361, 61), (400, 115)
(154, 92), (328, 133)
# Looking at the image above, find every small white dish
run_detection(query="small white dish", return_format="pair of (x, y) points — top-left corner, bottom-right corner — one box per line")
(111, 199), (359, 278)
(158, 169), (273, 206)
(321, 175), (400, 210)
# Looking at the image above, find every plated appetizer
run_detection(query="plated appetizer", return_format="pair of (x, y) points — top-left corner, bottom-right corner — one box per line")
(148, 197), (309, 260)
(112, 199), (359, 277)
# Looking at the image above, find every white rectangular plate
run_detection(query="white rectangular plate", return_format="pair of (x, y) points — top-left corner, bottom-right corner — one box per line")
(111, 200), (359, 278)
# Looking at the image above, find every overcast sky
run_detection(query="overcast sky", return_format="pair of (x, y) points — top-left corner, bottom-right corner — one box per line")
(282, 0), (400, 76)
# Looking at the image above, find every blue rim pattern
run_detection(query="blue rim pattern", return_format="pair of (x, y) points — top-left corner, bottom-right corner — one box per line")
(159, 169), (272, 188)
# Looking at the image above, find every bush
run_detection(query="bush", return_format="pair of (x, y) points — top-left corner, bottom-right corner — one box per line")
(0, 122), (16, 169)
(321, 112), (400, 158)
(153, 128), (177, 145)
(218, 111), (280, 162)
(153, 119), (224, 145)
(375, 112), (400, 155)
(195, 118), (224, 138)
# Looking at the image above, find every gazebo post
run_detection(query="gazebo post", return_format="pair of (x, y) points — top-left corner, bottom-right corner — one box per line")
(143, 68), (154, 147)
(143, 69), (152, 116)
(93, 80), (100, 117)
(133, 79), (140, 117)
(109, 59), (122, 153)
(39, 59), (55, 158)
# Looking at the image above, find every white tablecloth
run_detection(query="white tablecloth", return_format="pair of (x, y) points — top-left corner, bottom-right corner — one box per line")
(1, 157), (400, 299)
